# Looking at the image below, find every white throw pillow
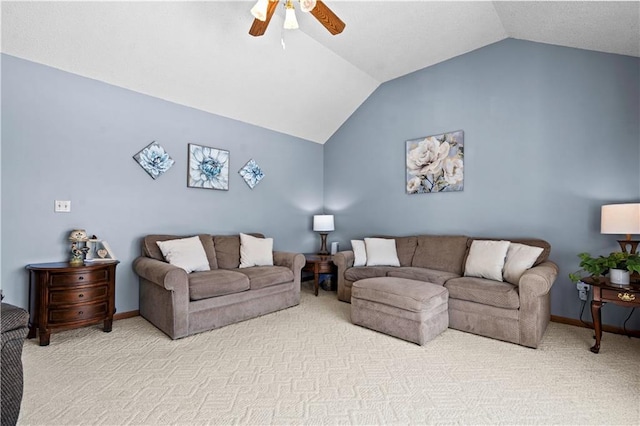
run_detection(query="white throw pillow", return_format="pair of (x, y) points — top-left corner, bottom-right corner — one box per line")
(464, 240), (510, 281)
(156, 236), (210, 273)
(239, 233), (273, 268)
(503, 243), (544, 285)
(364, 238), (400, 267)
(351, 240), (367, 267)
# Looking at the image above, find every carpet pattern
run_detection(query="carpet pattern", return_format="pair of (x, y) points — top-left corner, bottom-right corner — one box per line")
(19, 286), (640, 425)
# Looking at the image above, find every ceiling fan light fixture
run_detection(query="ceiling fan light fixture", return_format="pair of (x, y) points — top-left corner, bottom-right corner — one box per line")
(283, 0), (299, 30)
(299, 0), (317, 13)
(250, 0), (270, 21)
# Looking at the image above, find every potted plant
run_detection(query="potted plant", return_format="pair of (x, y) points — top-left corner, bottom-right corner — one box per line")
(569, 251), (640, 285)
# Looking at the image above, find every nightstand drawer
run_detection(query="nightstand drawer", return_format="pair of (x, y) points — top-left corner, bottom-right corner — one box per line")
(601, 288), (640, 305)
(49, 286), (108, 305)
(48, 303), (108, 324)
(50, 270), (108, 287)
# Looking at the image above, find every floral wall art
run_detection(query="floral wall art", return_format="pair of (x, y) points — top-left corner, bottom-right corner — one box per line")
(406, 130), (464, 194)
(239, 159), (265, 189)
(133, 141), (174, 179)
(187, 143), (229, 190)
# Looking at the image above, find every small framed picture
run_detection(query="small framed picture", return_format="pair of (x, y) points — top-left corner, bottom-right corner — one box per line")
(133, 141), (174, 179)
(187, 143), (229, 190)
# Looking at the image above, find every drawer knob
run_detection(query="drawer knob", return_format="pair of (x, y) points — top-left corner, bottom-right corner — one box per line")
(78, 311), (83, 315)
(618, 293), (636, 302)
(78, 294), (84, 298)
(78, 276), (84, 280)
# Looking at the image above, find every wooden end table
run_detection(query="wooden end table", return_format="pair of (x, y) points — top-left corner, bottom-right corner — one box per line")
(26, 261), (119, 346)
(580, 276), (640, 354)
(302, 254), (336, 296)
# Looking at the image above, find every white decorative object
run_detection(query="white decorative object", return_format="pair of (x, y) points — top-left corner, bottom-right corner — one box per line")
(364, 238), (400, 267)
(351, 240), (367, 267)
(156, 236), (210, 273)
(609, 268), (630, 285)
(330, 242), (339, 255)
(239, 233), (274, 268)
(464, 240), (510, 281)
(503, 243), (544, 285)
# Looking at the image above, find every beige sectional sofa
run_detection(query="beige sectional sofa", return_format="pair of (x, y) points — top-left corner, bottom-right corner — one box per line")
(133, 233), (305, 339)
(333, 235), (558, 348)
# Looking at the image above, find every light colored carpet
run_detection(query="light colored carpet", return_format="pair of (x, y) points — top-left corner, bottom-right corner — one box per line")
(19, 286), (640, 425)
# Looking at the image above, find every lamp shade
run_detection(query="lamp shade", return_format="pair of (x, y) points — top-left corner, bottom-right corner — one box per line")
(313, 215), (334, 232)
(601, 203), (640, 235)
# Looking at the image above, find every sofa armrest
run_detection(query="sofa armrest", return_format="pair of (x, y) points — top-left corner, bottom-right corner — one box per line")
(132, 257), (188, 292)
(518, 261), (559, 297)
(273, 251), (305, 273)
(334, 251), (354, 302)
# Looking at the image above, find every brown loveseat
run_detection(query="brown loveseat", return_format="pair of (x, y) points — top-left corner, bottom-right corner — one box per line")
(133, 233), (305, 339)
(333, 235), (558, 348)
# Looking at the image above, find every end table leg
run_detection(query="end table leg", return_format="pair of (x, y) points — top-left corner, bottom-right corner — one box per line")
(590, 300), (602, 354)
(39, 330), (50, 346)
(27, 325), (37, 339)
(104, 318), (113, 332)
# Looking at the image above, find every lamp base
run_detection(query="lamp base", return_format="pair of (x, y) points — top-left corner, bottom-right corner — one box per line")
(617, 239), (639, 254)
(317, 232), (329, 255)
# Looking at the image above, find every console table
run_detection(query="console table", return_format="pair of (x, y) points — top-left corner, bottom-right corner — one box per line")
(581, 276), (640, 354)
(26, 261), (118, 346)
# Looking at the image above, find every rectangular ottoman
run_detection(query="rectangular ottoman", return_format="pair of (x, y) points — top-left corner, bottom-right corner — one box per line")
(351, 277), (449, 345)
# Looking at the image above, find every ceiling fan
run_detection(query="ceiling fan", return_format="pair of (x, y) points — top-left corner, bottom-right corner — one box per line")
(249, 0), (346, 37)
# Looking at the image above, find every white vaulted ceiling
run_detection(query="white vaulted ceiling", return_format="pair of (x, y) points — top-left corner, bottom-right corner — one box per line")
(2, 1), (639, 144)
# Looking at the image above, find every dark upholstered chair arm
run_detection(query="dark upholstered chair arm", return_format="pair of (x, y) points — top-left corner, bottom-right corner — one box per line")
(132, 257), (188, 292)
(1, 303), (29, 426)
(519, 261), (559, 297)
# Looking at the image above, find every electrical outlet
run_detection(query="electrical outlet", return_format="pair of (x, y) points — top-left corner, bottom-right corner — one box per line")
(576, 281), (591, 301)
(54, 200), (71, 213)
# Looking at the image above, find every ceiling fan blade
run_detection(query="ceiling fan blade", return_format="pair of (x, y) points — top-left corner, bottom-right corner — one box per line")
(249, 0), (279, 37)
(310, 1), (345, 35)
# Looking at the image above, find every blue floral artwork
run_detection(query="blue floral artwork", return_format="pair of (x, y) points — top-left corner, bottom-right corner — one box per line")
(406, 130), (464, 194)
(133, 141), (174, 180)
(239, 159), (265, 189)
(187, 143), (229, 190)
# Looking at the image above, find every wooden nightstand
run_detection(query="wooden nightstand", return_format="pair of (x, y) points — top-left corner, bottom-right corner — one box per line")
(26, 261), (119, 346)
(581, 276), (640, 353)
(302, 254), (336, 296)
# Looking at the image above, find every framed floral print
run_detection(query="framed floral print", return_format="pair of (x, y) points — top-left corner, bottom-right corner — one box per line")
(187, 143), (229, 190)
(239, 159), (265, 189)
(133, 141), (174, 179)
(406, 130), (464, 194)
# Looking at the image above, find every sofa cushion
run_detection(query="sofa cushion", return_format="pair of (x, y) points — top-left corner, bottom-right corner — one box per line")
(445, 276), (520, 309)
(352, 277), (448, 313)
(374, 236), (418, 266)
(463, 240), (510, 282)
(236, 266), (294, 290)
(465, 237), (550, 267)
(240, 233), (273, 268)
(345, 266), (397, 282)
(351, 240), (367, 267)
(143, 234), (218, 269)
(156, 236), (212, 274)
(411, 235), (469, 275)
(503, 243), (544, 285)
(364, 238), (400, 266)
(214, 233), (264, 269)
(387, 267), (459, 286)
(188, 270), (250, 300)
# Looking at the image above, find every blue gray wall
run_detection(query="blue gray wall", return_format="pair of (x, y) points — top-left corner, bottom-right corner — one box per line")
(1, 54), (323, 313)
(324, 39), (640, 329)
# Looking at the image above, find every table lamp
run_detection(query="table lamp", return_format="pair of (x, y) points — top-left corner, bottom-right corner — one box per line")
(601, 203), (640, 254)
(313, 215), (334, 255)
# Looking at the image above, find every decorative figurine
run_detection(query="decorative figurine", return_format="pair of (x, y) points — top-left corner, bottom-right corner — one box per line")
(68, 229), (89, 266)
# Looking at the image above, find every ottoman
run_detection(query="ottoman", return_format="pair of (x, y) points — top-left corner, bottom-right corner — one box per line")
(351, 277), (449, 345)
